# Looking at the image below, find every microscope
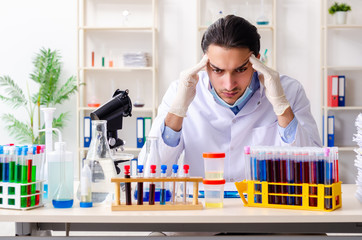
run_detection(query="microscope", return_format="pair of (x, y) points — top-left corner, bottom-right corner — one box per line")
(90, 89), (133, 175)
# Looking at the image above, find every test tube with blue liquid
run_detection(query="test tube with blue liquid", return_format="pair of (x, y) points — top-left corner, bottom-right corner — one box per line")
(15, 146), (22, 184)
(171, 164), (178, 204)
(0, 146), (3, 182)
(9, 146), (16, 184)
(286, 149), (295, 205)
(3, 146), (9, 182)
(324, 148), (333, 210)
(160, 165), (167, 205)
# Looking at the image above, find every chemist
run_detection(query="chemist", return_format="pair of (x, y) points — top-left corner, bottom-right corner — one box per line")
(140, 15), (321, 181)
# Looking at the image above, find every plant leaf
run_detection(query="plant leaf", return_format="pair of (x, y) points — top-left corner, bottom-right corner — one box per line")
(52, 76), (77, 105)
(2, 113), (33, 143)
(0, 75), (27, 108)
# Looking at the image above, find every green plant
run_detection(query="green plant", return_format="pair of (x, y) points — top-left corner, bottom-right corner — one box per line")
(0, 48), (78, 144)
(329, 2), (352, 15)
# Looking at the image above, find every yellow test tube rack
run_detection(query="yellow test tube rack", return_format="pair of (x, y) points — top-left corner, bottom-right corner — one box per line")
(111, 177), (203, 211)
(235, 180), (342, 212)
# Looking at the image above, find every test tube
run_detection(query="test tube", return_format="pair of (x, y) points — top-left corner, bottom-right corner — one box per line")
(91, 51), (95, 67)
(160, 165), (167, 205)
(244, 146), (251, 180)
(309, 148), (318, 207)
(331, 147), (340, 205)
(324, 148), (333, 210)
(21, 147), (28, 208)
(0, 146), (3, 182)
(294, 149), (302, 206)
(171, 164), (178, 204)
(137, 165), (144, 205)
(9, 146), (16, 183)
(265, 148), (274, 204)
(15, 146), (22, 183)
(183, 165), (189, 204)
(27, 147), (35, 207)
(149, 165), (156, 205)
(80, 163), (93, 208)
(3, 146), (9, 182)
(286, 149), (295, 205)
(272, 148), (281, 204)
(279, 148), (287, 205)
(124, 165), (132, 205)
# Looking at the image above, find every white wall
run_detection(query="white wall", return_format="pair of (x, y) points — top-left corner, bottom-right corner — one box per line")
(0, 0), (359, 183)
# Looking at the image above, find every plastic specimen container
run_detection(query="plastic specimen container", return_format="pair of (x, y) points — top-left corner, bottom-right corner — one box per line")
(202, 153), (225, 180)
(203, 179), (226, 208)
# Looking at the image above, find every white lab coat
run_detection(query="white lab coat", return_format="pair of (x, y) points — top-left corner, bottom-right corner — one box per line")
(139, 71), (321, 182)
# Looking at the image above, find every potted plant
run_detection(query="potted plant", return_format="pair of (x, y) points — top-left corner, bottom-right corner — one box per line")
(328, 2), (351, 24)
(0, 48), (78, 144)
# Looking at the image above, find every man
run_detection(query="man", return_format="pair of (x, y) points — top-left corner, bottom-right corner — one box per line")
(140, 15), (321, 181)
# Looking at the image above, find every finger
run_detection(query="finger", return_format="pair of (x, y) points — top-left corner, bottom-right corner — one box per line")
(187, 54), (209, 75)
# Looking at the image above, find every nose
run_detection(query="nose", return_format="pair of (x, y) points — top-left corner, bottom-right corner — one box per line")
(223, 73), (237, 91)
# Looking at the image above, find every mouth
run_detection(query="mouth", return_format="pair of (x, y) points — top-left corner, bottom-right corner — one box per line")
(221, 91), (238, 98)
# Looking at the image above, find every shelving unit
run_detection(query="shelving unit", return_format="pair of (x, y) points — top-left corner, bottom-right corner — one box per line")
(320, 0), (362, 152)
(76, 0), (158, 174)
(196, 0), (277, 69)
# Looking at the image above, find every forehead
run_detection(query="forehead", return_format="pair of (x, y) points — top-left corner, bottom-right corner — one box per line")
(207, 45), (251, 69)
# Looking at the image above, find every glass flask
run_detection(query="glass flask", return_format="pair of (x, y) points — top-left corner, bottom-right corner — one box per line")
(81, 120), (117, 205)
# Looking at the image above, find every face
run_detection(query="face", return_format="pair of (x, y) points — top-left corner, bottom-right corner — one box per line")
(206, 44), (255, 105)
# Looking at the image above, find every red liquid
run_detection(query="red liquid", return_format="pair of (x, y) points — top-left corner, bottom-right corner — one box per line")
(36, 190), (40, 206)
(137, 182), (144, 205)
(149, 184), (155, 205)
(27, 159), (32, 207)
(280, 159), (287, 205)
(294, 161), (302, 206)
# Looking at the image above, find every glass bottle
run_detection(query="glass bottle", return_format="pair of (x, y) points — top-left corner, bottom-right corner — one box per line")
(143, 137), (160, 202)
(81, 120), (116, 205)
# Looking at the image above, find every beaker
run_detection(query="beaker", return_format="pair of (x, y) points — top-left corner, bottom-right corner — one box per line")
(80, 120), (117, 205)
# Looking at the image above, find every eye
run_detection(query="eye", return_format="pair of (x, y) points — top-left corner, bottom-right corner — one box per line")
(235, 67), (247, 73)
(212, 68), (223, 74)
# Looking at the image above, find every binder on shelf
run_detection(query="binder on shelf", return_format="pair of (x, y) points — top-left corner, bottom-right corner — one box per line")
(136, 117), (145, 148)
(143, 117), (152, 143)
(327, 75), (338, 107)
(84, 116), (91, 148)
(328, 115), (335, 147)
(338, 75), (345, 107)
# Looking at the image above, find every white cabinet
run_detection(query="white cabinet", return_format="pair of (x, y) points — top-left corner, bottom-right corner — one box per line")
(76, 0), (158, 171)
(196, 0), (277, 69)
(321, 0), (362, 152)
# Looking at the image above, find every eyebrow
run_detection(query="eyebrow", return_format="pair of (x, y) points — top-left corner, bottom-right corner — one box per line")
(209, 59), (250, 71)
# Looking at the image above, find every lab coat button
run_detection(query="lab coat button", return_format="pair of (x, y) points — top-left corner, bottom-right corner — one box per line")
(232, 119), (236, 124)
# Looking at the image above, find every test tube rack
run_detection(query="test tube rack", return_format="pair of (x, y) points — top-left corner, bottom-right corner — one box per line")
(0, 180), (44, 210)
(235, 180), (342, 212)
(111, 177), (203, 211)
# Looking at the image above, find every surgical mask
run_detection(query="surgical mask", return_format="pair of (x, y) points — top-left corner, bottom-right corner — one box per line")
(209, 71), (259, 109)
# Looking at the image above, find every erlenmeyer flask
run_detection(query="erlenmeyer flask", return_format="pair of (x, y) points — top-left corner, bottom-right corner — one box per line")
(81, 120), (117, 204)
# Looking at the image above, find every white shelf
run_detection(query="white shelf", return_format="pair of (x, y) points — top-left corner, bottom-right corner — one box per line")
(79, 147), (141, 152)
(322, 106), (362, 111)
(80, 67), (153, 72)
(79, 26), (154, 32)
(198, 25), (274, 31)
(324, 24), (362, 29)
(323, 66), (362, 71)
(78, 107), (154, 112)
(338, 147), (356, 152)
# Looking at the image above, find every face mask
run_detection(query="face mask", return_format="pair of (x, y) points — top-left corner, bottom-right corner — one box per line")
(209, 71), (259, 109)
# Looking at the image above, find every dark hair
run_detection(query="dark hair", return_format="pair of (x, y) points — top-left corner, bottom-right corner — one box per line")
(201, 15), (261, 56)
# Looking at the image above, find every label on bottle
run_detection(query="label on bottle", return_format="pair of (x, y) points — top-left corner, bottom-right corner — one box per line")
(81, 176), (90, 195)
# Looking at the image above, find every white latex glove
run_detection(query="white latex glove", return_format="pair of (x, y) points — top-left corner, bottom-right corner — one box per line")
(169, 55), (209, 117)
(249, 54), (290, 115)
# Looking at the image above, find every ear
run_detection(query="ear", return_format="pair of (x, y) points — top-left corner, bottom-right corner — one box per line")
(256, 53), (261, 59)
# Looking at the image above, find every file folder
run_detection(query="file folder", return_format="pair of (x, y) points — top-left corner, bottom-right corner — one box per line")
(143, 117), (152, 143)
(338, 75), (345, 107)
(84, 117), (91, 147)
(136, 117), (145, 148)
(327, 115), (335, 147)
(327, 75), (338, 107)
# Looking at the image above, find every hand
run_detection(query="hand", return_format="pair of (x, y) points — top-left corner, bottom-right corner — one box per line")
(249, 54), (290, 115)
(169, 55), (208, 117)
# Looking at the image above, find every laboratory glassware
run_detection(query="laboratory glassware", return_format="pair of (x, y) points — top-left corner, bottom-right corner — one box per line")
(160, 165), (167, 205)
(256, 0), (269, 25)
(80, 163), (92, 208)
(203, 152), (225, 180)
(82, 120), (117, 205)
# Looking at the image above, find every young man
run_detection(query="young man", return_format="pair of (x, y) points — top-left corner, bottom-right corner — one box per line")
(140, 15), (321, 181)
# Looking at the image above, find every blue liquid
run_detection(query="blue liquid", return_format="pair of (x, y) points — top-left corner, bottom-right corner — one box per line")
(3, 162), (9, 182)
(256, 21), (269, 25)
(160, 189), (166, 205)
(52, 199), (73, 208)
(44, 184), (48, 199)
(134, 189), (172, 202)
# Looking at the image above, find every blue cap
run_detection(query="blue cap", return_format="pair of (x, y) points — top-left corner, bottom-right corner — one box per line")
(0, 146), (3, 154)
(172, 164), (179, 173)
(161, 165), (167, 173)
(17, 146), (22, 155)
(137, 165), (144, 173)
(32, 146), (37, 155)
(23, 147), (28, 156)
(80, 202), (93, 208)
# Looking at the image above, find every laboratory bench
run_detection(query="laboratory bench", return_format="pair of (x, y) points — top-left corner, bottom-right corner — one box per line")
(1, 184), (362, 239)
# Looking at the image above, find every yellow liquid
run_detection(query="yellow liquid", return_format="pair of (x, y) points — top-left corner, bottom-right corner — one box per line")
(205, 202), (223, 208)
(205, 171), (223, 179)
